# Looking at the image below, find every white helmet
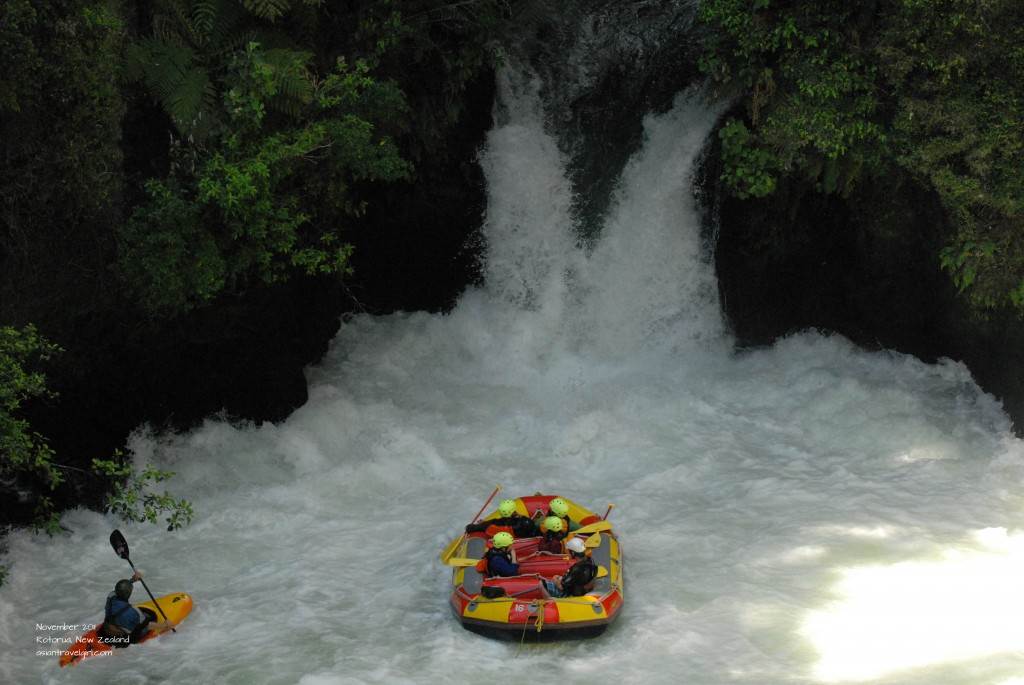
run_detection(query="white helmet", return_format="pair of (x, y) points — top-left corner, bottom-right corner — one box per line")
(566, 537), (586, 554)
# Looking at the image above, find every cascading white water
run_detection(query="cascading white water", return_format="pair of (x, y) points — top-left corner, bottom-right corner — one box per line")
(4, 61), (1024, 685)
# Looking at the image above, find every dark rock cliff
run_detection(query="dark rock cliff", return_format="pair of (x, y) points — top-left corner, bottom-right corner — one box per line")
(704, 126), (1024, 434)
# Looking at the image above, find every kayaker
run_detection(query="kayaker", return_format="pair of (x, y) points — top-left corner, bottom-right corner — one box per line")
(478, 532), (520, 577)
(538, 536), (597, 598)
(465, 498), (540, 538)
(536, 516), (567, 553)
(98, 571), (170, 646)
(546, 497), (581, 532)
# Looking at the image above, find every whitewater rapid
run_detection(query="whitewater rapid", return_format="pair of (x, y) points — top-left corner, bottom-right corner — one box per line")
(4, 67), (1024, 685)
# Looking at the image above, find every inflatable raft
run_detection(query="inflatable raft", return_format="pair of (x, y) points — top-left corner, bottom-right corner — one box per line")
(444, 494), (623, 637)
(59, 592), (193, 667)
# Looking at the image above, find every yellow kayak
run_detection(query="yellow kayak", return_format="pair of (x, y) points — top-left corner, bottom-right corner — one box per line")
(59, 592), (193, 667)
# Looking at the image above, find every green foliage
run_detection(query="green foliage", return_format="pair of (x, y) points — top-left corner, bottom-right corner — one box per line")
(121, 40), (411, 314)
(718, 119), (778, 198)
(92, 453), (194, 531)
(700, 0), (1024, 313)
(117, 0), (512, 316)
(0, 326), (62, 487)
(700, 1), (888, 194)
(118, 180), (226, 314)
(0, 326), (65, 533)
(125, 0), (257, 141)
(349, 0), (511, 159)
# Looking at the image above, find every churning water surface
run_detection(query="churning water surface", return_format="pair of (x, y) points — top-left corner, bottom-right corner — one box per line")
(4, 67), (1024, 685)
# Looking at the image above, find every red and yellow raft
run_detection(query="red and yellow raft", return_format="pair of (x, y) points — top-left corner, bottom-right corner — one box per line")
(59, 592), (193, 667)
(445, 494), (623, 637)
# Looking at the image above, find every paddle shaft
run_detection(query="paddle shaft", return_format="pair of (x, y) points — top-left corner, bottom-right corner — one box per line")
(602, 504), (614, 520)
(122, 557), (175, 632)
(470, 485), (502, 524)
(441, 485), (501, 563)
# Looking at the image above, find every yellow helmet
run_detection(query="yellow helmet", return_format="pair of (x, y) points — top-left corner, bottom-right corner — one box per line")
(498, 499), (517, 517)
(492, 532), (515, 549)
(549, 498), (569, 517)
(543, 516), (564, 533)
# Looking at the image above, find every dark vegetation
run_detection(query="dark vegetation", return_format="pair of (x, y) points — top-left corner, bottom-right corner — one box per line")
(699, 0), (1024, 312)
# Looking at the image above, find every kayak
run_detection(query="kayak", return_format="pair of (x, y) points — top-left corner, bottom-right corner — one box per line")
(445, 494), (624, 637)
(59, 592), (193, 667)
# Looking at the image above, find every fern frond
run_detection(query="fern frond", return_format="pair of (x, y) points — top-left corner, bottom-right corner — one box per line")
(210, 0), (248, 47)
(192, 0), (217, 37)
(167, 67), (211, 128)
(152, 14), (187, 46)
(211, 29), (257, 59)
(166, 0), (204, 48)
(264, 48), (314, 118)
(240, 0), (292, 21)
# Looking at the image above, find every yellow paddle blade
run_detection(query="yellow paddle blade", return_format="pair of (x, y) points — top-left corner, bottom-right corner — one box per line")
(596, 565), (608, 578)
(445, 557), (481, 567)
(585, 533), (603, 549)
(439, 533), (465, 563)
(566, 520), (612, 541)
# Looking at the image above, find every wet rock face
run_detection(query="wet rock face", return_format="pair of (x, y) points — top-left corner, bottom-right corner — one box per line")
(510, 0), (704, 234)
(703, 127), (1024, 435)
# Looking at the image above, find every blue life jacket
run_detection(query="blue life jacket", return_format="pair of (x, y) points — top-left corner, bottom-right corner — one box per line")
(485, 548), (519, 577)
(105, 592), (142, 631)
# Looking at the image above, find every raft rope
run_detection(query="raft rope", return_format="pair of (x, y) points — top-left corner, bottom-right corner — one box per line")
(517, 618), (529, 654)
(534, 599), (546, 633)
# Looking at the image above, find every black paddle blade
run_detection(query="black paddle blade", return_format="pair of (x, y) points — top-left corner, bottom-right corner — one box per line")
(110, 530), (130, 560)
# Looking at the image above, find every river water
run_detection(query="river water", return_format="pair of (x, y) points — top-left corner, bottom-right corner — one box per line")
(4, 65), (1024, 685)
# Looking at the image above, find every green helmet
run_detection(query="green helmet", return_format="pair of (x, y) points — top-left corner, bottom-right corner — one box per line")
(543, 516), (564, 533)
(492, 531), (515, 549)
(498, 499), (517, 517)
(549, 498), (569, 517)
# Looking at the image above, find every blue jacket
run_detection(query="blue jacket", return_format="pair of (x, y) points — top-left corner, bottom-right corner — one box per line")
(105, 593), (142, 631)
(486, 549), (520, 577)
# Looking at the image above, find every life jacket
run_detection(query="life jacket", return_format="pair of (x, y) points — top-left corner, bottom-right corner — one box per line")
(560, 556), (598, 596)
(475, 546), (513, 575)
(98, 596), (134, 644)
(536, 531), (564, 554)
(483, 524), (514, 538)
(484, 515), (540, 539)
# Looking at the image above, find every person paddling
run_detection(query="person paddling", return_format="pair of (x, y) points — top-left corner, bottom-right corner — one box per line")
(536, 516), (568, 553)
(465, 498), (540, 538)
(546, 497), (581, 532)
(475, 532), (521, 577)
(98, 571), (170, 647)
(538, 536), (597, 598)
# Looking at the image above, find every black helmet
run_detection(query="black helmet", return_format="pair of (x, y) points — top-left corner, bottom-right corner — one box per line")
(114, 579), (133, 600)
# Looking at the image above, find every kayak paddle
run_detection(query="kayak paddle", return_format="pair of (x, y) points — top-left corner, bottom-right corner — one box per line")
(109, 530), (174, 632)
